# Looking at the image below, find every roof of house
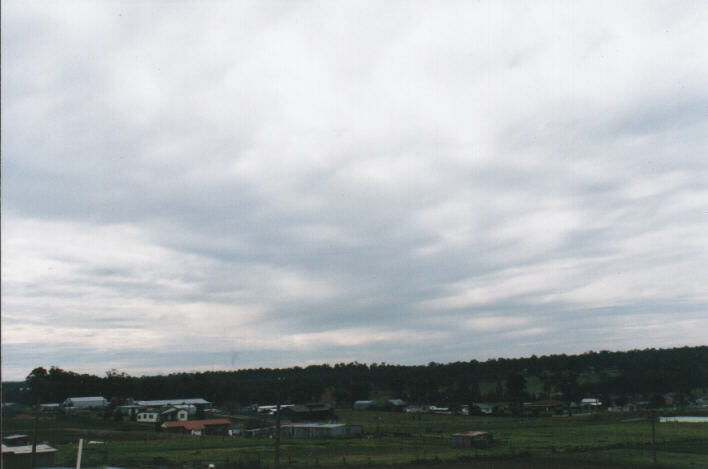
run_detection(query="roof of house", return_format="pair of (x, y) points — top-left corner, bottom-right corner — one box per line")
(161, 419), (230, 431)
(161, 407), (189, 415)
(65, 396), (105, 402)
(2, 444), (57, 455)
(137, 398), (210, 406)
(283, 423), (347, 429)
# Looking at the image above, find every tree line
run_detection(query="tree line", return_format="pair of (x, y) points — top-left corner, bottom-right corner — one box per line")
(7, 346), (707, 408)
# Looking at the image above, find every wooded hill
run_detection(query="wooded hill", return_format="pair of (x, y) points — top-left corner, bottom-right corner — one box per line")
(6, 346), (707, 408)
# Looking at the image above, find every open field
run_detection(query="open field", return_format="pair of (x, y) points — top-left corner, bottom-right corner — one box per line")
(4, 410), (707, 468)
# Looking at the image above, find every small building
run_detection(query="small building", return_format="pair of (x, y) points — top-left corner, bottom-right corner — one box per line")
(2, 444), (57, 469)
(3, 435), (30, 447)
(429, 406), (451, 414)
(387, 399), (407, 411)
(40, 403), (60, 414)
(136, 398), (212, 410)
(353, 400), (377, 410)
(282, 423), (362, 439)
(62, 396), (107, 409)
(580, 398), (602, 408)
(161, 419), (231, 436)
(137, 410), (160, 422)
(404, 405), (426, 413)
(118, 404), (143, 417)
(452, 431), (493, 448)
(468, 403), (495, 415)
(161, 407), (189, 422)
(663, 393), (677, 407)
(257, 404), (294, 415)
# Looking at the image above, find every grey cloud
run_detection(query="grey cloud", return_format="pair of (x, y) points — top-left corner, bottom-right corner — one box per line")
(3, 1), (708, 380)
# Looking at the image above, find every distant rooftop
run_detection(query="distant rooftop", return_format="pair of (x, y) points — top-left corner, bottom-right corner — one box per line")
(137, 398), (211, 406)
(66, 396), (105, 401)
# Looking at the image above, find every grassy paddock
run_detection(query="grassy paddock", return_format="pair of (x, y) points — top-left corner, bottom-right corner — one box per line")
(4, 410), (707, 468)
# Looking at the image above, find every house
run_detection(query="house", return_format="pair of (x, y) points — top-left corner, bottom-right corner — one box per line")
(387, 399), (407, 411)
(161, 419), (231, 436)
(281, 423), (362, 439)
(161, 406), (190, 422)
(62, 396), (107, 409)
(280, 403), (334, 422)
(257, 404), (294, 415)
(353, 400), (377, 410)
(118, 404), (143, 417)
(136, 398), (211, 410)
(136, 410), (161, 423)
(452, 431), (493, 448)
(404, 405), (426, 413)
(2, 444), (57, 469)
(429, 406), (451, 414)
(471, 403), (495, 415)
(580, 398), (602, 408)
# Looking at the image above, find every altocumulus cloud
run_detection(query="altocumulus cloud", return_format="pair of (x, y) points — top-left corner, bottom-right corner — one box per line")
(2, 1), (708, 380)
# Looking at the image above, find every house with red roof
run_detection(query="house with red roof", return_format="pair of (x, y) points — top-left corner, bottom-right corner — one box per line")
(161, 419), (231, 436)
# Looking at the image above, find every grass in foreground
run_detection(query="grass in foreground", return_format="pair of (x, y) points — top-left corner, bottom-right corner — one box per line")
(5, 410), (707, 468)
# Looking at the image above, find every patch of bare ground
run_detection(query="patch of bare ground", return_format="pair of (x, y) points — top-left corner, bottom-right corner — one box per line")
(355, 460), (651, 469)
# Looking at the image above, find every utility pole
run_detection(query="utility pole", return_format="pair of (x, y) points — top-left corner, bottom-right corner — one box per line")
(651, 411), (657, 467)
(30, 400), (39, 469)
(275, 379), (282, 468)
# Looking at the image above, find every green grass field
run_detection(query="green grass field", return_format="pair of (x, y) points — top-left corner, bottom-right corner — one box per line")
(4, 410), (707, 468)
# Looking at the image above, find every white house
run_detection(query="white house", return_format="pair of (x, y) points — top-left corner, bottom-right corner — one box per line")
(136, 411), (160, 423)
(161, 407), (189, 422)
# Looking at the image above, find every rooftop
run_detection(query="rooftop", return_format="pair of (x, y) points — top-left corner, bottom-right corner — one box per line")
(137, 398), (210, 406)
(161, 419), (230, 431)
(2, 444), (57, 455)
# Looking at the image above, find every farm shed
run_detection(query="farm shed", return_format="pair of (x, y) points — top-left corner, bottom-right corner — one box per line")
(161, 419), (231, 436)
(62, 396), (107, 408)
(136, 398), (212, 410)
(2, 444), (57, 469)
(452, 431), (493, 448)
(282, 423), (362, 439)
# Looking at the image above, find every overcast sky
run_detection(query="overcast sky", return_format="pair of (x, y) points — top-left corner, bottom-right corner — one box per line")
(2, 1), (707, 381)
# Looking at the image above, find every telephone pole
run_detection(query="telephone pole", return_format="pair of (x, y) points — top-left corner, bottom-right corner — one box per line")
(275, 378), (282, 468)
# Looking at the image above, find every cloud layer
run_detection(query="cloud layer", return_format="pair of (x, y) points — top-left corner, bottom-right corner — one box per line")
(3, 1), (708, 380)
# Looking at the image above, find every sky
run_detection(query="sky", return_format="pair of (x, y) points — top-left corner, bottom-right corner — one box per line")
(2, 1), (708, 381)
